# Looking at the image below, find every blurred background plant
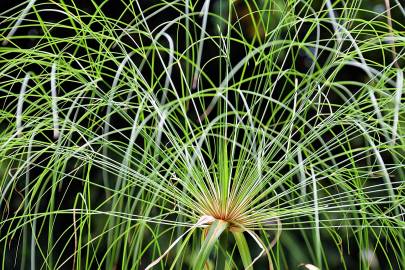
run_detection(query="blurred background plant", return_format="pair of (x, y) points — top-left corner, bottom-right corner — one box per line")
(0, 0), (404, 269)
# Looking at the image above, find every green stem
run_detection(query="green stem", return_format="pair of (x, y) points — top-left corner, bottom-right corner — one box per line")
(194, 220), (229, 270)
(232, 231), (253, 270)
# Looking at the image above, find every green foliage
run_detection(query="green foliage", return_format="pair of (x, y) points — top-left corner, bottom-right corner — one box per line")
(0, 0), (404, 269)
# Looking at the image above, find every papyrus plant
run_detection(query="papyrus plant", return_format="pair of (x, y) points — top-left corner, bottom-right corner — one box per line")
(0, 0), (404, 269)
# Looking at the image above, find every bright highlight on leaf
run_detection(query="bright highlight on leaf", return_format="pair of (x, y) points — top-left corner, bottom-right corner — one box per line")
(301, 263), (320, 270)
